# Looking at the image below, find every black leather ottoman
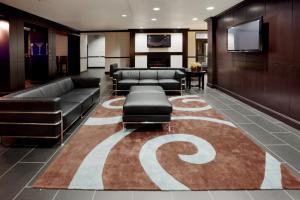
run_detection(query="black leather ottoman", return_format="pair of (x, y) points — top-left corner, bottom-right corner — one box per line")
(122, 86), (172, 130)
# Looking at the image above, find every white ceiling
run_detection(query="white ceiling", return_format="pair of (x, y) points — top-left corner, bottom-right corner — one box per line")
(1, 0), (243, 31)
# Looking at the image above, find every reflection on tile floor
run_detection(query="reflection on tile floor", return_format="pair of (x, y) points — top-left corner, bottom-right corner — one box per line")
(0, 69), (299, 200)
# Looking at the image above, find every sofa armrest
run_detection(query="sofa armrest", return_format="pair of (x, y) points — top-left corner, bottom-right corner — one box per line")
(175, 70), (186, 80)
(113, 71), (122, 80)
(71, 77), (101, 88)
(0, 97), (61, 112)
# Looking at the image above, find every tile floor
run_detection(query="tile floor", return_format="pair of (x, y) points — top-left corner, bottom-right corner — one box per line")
(0, 69), (299, 200)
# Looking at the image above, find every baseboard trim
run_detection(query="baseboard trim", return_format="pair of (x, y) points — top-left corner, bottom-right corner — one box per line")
(88, 67), (105, 69)
(213, 84), (300, 130)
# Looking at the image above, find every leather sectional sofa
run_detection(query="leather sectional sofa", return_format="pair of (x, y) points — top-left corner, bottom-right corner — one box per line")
(113, 69), (185, 94)
(0, 77), (100, 144)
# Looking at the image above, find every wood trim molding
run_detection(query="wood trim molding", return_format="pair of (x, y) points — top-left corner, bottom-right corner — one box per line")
(134, 52), (183, 55)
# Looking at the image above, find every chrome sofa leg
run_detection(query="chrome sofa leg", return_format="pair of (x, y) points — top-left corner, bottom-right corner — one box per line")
(60, 111), (64, 146)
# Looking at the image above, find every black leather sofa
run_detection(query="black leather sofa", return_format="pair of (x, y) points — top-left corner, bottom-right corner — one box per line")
(113, 69), (185, 94)
(0, 77), (100, 144)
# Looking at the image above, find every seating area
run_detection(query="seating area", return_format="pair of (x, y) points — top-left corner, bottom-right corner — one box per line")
(0, 77), (100, 144)
(113, 69), (186, 94)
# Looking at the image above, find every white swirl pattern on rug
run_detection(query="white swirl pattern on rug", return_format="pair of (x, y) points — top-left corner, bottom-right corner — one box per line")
(169, 95), (212, 112)
(69, 128), (135, 189)
(139, 133), (216, 190)
(68, 95), (283, 190)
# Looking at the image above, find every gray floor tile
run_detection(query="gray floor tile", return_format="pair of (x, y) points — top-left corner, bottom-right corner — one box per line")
(21, 146), (58, 163)
(247, 116), (288, 133)
(0, 145), (8, 155)
(272, 133), (300, 152)
(0, 163), (43, 200)
(203, 97), (231, 110)
(209, 191), (252, 200)
(219, 97), (240, 105)
(268, 145), (300, 172)
(286, 190), (300, 200)
(172, 191), (211, 200)
(248, 190), (293, 200)
(15, 188), (57, 200)
(277, 123), (300, 136)
(54, 190), (94, 200)
(94, 191), (132, 200)
(239, 124), (285, 145)
(0, 147), (33, 176)
(220, 109), (252, 124)
(133, 191), (172, 200)
(229, 104), (258, 116)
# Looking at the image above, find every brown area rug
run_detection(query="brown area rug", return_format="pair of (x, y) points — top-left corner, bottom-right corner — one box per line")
(33, 95), (300, 190)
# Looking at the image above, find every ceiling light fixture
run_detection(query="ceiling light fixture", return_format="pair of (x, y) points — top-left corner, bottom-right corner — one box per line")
(192, 17), (198, 21)
(140, 26), (144, 29)
(151, 18), (157, 21)
(153, 7), (160, 11)
(121, 14), (127, 17)
(206, 6), (215, 11)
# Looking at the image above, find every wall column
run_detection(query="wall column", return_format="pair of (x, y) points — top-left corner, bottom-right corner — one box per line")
(206, 17), (217, 87)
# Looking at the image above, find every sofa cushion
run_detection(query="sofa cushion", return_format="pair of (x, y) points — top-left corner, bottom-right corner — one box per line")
(118, 79), (139, 90)
(130, 85), (164, 93)
(61, 102), (81, 129)
(157, 70), (176, 79)
(57, 78), (75, 95)
(140, 70), (157, 79)
(123, 92), (172, 115)
(158, 79), (180, 90)
(122, 71), (140, 80)
(15, 88), (45, 98)
(139, 79), (159, 85)
(40, 83), (64, 98)
(60, 91), (94, 114)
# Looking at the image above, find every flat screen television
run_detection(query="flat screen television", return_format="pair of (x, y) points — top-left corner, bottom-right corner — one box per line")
(227, 18), (263, 52)
(147, 35), (171, 48)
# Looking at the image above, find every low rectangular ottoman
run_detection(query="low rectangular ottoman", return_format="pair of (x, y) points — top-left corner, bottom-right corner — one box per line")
(123, 86), (172, 129)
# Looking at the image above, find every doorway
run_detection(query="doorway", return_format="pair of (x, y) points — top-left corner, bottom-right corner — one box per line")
(196, 32), (208, 66)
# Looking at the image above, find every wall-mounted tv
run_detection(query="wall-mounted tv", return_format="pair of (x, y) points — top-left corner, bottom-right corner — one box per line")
(147, 35), (171, 48)
(227, 17), (263, 52)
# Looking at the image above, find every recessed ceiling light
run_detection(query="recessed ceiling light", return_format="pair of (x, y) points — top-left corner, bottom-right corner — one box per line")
(121, 14), (127, 17)
(139, 26), (144, 29)
(192, 17), (198, 21)
(153, 7), (160, 11)
(206, 6), (215, 11)
(151, 18), (157, 21)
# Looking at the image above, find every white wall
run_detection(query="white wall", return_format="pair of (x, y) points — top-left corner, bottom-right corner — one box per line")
(56, 34), (68, 56)
(88, 34), (105, 67)
(188, 31), (196, 67)
(105, 32), (130, 71)
(134, 32), (183, 68)
(80, 34), (88, 72)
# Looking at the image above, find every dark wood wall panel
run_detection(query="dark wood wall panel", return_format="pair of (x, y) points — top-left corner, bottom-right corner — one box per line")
(0, 3), (79, 93)
(210, 0), (300, 128)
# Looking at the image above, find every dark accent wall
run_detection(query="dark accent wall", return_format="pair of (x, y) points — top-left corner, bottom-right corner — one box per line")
(207, 0), (300, 129)
(68, 35), (80, 75)
(0, 3), (79, 94)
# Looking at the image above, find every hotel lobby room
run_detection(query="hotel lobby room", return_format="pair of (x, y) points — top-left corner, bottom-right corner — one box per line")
(0, 0), (300, 200)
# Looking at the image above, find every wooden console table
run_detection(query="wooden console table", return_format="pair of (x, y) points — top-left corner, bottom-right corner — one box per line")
(186, 69), (207, 90)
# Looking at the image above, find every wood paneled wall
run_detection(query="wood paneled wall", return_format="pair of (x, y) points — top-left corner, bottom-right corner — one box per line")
(0, 3), (79, 94)
(207, 0), (300, 129)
